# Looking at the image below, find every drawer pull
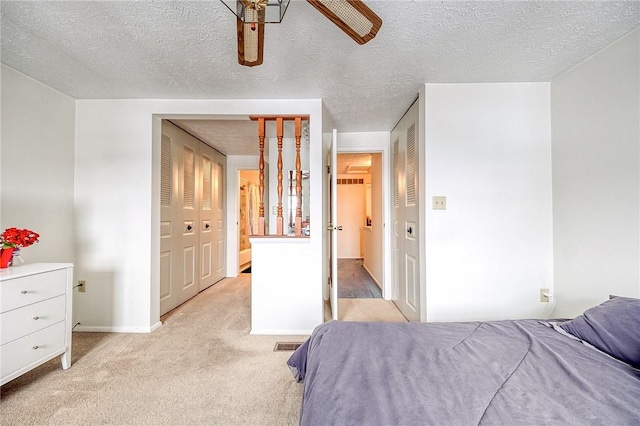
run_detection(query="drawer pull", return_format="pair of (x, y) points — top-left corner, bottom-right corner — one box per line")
(32, 345), (39, 350)
(21, 290), (28, 294)
(33, 316), (40, 320)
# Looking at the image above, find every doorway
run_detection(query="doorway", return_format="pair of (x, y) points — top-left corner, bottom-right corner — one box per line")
(336, 152), (382, 299)
(330, 151), (405, 322)
(238, 169), (260, 274)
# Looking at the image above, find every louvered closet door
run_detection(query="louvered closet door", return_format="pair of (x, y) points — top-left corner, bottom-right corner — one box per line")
(199, 143), (226, 290)
(160, 122), (200, 315)
(199, 146), (215, 291)
(211, 149), (226, 283)
(391, 100), (421, 322)
(160, 132), (179, 315)
(177, 131), (200, 305)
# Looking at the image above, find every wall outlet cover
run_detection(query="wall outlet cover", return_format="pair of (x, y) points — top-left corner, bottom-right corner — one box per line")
(433, 196), (446, 210)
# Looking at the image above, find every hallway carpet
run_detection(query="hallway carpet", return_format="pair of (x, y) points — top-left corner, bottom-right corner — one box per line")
(338, 258), (382, 298)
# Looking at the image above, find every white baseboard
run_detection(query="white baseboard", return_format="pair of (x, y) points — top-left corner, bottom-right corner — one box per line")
(74, 322), (162, 334)
(362, 263), (382, 289)
(250, 329), (313, 336)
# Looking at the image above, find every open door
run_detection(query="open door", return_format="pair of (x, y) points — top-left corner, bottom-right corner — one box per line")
(328, 129), (339, 320)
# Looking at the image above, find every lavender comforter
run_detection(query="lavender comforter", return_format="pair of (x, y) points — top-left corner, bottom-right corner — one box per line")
(288, 320), (640, 425)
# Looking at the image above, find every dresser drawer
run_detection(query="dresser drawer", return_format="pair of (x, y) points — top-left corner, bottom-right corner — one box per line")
(1, 268), (67, 312)
(1, 321), (66, 379)
(1, 296), (66, 345)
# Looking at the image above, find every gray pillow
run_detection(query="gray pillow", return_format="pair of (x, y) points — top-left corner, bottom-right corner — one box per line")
(559, 296), (640, 368)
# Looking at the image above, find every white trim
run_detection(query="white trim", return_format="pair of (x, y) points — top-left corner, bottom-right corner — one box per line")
(250, 329), (313, 336)
(226, 156), (261, 277)
(75, 324), (161, 333)
(362, 263), (382, 289)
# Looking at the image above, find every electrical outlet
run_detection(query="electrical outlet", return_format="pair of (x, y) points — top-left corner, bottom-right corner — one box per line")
(78, 280), (86, 293)
(433, 196), (446, 210)
(540, 288), (549, 303)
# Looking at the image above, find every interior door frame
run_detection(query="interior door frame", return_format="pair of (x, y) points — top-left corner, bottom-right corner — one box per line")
(329, 129), (339, 320)
(334, 145), (391, 300)
(237, 168), (260, 275)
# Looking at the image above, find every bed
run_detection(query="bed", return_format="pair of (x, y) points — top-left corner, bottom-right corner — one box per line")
(288, 296), (640, 425)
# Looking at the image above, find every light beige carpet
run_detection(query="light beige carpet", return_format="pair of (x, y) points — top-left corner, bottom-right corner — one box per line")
(1, 275), (306, 425)
(324, 299), (409, 322)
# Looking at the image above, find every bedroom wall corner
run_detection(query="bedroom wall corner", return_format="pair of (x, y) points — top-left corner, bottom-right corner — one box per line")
(551, 28), (640, 318)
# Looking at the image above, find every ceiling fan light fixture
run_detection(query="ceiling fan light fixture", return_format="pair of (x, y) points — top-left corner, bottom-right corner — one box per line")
(237, 7), (265, 66)
(221, 0), (290, 23)
(307, 0), (382, 45)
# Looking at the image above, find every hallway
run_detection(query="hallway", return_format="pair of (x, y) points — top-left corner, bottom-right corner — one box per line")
(337, 258), (382, 298)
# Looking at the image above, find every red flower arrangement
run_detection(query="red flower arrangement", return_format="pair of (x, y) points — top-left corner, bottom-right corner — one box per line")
(1, 228), (40, 249)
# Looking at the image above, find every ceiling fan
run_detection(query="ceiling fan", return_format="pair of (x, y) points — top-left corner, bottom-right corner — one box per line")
(221, 0), (383, 67)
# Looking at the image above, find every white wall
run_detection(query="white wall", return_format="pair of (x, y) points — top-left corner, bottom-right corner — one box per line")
(251, 237), (318, 334)
(0, 65), (75, 264)
(74, 99), (323, 332)
(424, 83), (554, 322)
(337, 174), (366, 258)
(551, 28), (640, 317)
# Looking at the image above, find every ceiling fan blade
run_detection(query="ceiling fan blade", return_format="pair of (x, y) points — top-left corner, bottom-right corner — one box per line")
(237, 14), (265, 67)
(307, 0), (382, 45)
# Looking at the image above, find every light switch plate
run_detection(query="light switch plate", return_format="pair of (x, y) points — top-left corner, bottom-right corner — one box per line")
(433, 196), (446, 210)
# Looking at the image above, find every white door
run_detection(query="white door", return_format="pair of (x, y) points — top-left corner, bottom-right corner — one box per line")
(199, 144), (215, 291)
(212, 152), (226, 283)
(199, 143), (226, 290)
(329, 129), (339, 320)
(391, 101), (420, 321)
(177, 128), (200, 306)
(160, 132), (177, 315)
(160, 122), (200, 314)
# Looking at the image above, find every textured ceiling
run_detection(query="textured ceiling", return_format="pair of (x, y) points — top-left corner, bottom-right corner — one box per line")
(170, 119), (263, 156)
(2, 1), (639, 156)
(337, 153), (372, 175)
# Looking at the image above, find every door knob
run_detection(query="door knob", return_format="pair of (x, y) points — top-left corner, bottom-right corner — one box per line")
(187, 225), (193, 231)
(407, 226), (413, 235)
(205, 223), (210, 229)
(337, 226), (343, 231)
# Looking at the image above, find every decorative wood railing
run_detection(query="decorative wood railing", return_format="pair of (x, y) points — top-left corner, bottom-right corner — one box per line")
(250, 115), (309, 237)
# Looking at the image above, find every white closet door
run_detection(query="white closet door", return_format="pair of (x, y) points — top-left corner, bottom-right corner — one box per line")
(177, 128), (200, 306)
(391, 100), (421, 322)
(199, 145), (216, 291)
(160, 122), (200, 315)
(200, 142), (226, 290)
(160, 132), (178, 315)
(212, 149), (226, 283)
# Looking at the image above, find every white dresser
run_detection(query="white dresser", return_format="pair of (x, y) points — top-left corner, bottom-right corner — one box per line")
(1, 263), (73, 385)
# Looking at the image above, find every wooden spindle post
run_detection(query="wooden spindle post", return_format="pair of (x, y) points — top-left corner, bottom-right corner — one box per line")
(276, 117), (284, 235)
(295, 117), (303, 236)
(289, 170), (294, 232)
(258, 117), (265, 235)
